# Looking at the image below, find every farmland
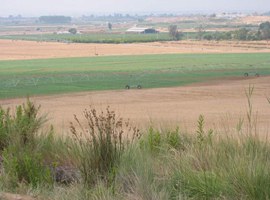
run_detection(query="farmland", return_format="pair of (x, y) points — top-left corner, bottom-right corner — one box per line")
(1, 12), (270, 200)
(0, 33), (172, 43)
(1, 39), (270, 61)
(0, 53), (270, 99)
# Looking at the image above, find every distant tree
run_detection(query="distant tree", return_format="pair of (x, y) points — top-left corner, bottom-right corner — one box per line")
(203, 34), (213, 41)
(246, 31), (260, 41)
(68, 28), (77, 34)
(234, 28), (249, 40)
(168, 25), (182, 40)
(108, 23), (112, 30)
(258, 21), (270, 40)
(216, 32), (233, 41)
(196, 25), (205, 40)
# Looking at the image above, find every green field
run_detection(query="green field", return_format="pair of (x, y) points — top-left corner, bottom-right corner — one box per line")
(0, 33), (172, 43)
(0, 32), (234, 43)
(0, 53), (270, 99)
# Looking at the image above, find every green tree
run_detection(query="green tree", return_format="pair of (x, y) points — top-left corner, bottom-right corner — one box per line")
(259, 21), (270, 40)
(168, 25), (182, 40)
(68, 28), (77, 34)
(203, 34), (213, 41)
(259, 22), (270, 40)
(196, 25), (205, 40)
(234, 28), (249, 40)
(108, 23), (112, 30)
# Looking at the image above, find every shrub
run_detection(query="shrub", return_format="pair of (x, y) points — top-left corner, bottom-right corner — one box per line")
(69, 106), (140, 187)
(0, 99), (46, 153)
(166, 127), (182, 149)
(14, 99), (46, 146)
(0, 99), (56, 188)
(140, 127), (162, 153)
(3, 148), (53, 188)
(0, 107), (11, 151)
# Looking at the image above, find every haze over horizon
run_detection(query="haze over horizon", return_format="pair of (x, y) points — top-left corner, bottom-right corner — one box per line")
(0, 0), (270, 17)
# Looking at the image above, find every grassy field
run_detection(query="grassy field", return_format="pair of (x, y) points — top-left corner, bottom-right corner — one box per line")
(0, 32), (238, 43)
(0, 53), (270, 99)
(0, 33), (172, 43)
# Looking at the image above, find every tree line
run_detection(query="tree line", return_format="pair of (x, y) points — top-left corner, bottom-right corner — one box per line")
(168, 22), (270, 41)
(202, 22), (270, 41)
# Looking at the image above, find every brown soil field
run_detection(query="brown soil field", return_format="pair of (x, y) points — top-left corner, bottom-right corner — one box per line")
(146, 15), (270, 25)
(238, 16), (270, 25)
(1, 76), (270, 135)
(1, 39), (270, 60)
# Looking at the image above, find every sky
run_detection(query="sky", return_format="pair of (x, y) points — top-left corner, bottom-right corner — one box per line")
(0, 0), (270, 17)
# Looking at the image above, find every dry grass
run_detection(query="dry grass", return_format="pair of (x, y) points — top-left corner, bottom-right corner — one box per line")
(1, 39), (270, 60)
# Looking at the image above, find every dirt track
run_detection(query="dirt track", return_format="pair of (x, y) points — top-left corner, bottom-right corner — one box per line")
(1, 76), (270, 135)
(1, 39), (270, 60)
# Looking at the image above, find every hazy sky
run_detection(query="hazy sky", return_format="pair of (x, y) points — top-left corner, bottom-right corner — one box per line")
(1, 0), (270, 16)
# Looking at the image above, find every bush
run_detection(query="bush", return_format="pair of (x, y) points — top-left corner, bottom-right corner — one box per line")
(140, 127), (162, 153)
(0, 99), (46, 150)
(3, 148), (53, 188)
(166, 127), (182, 149)
(0, 107), (11, 151)
(69, 106), (140, 187)
(0, 99), (56, 188)
(14, 99), (46, 146)
(0, 99), (46, 151)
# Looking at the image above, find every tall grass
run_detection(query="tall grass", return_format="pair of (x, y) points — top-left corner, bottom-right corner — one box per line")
(69, 106), (141, 188)
(0, 90), (270, 199)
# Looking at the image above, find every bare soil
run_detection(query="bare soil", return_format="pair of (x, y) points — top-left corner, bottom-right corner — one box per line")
(1, 76), (270, 135)
(0, 192), (35, 200)
(146, 15), (270, 25)
(0, 39), (270, 61)
(238, 16), (270, 25)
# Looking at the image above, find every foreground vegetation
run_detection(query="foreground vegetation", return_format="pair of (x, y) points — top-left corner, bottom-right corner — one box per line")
(0, 92), (270, 199)
(0, 53), (270, 98)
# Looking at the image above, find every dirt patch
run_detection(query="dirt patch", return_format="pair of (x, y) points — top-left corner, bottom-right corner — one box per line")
(0, 193), (35, 200)
(1, 76), (270, 135)
(238, 16), (270, 25)
(0, 39), (270, 61)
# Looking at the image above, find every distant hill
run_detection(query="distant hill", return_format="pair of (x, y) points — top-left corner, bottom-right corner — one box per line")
(39, 16), (71, 24)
